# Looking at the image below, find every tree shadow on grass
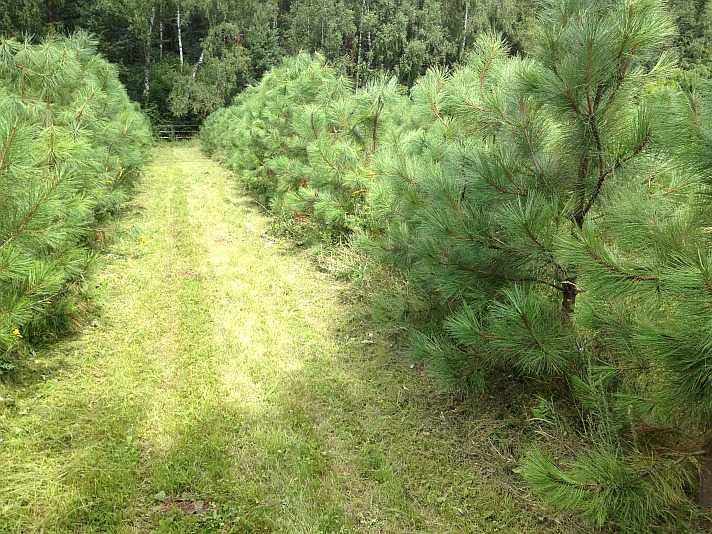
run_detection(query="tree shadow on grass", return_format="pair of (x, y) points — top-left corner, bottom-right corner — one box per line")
(0, 370), (150, 531)
(246, 311), (581, 533)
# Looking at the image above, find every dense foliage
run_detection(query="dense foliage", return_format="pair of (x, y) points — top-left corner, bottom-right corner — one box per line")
(0, 34), (151, 369)
(673, 0), (712, 76)
(2, 0), (710, 122)
(202, 0), (712, 530)
(2, 0), (709, 530)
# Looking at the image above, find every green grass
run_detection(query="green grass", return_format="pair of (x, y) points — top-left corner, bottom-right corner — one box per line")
(0, 143), (580, 533)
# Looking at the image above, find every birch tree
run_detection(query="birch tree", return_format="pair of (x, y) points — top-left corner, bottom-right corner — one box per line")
(177, 1), (184, 66)
(143, 6), (156, 99)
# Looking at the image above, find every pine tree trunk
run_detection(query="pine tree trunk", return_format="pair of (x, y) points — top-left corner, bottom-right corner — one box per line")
(372, 97), (383, 152)
(561, 280), (577, 324)
(177, 4), (184, 66)
(699, 434), (712, 508)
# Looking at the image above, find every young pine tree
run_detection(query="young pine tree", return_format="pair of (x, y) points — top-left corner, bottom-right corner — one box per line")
(371, 0), (712, 529)
(0, 34), (150, 366)
(372, 0), (675, 385)
(202, 53), (338, 202)
(522, 73), (712, 530)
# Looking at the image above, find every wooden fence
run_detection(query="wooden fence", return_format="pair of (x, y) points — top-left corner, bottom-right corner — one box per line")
(157, 124), (199, 141)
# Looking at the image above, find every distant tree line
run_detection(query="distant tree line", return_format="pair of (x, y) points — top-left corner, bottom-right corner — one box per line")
(1, 1), (710, 122)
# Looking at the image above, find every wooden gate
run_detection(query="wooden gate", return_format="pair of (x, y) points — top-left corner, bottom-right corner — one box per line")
(157, 124), (199, 141)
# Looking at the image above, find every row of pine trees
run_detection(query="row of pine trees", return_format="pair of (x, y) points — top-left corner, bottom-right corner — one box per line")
(0, 34), (151, 369)
(202, 0), (712, 530)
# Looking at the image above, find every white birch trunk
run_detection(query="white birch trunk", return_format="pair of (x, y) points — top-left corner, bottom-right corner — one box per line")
(355, 0), (367, 87)
(159, 19), (164, 59)
(460, 0), (470, 60)
(306, 11), (311, 46)
(177, 4), (184, 66)
(143, 6), (156, 100)
(192, 50), (205, 79)
(366, 0), (372, 70)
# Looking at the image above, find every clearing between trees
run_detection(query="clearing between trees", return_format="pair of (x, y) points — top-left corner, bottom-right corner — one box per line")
(0, 144), (576, 533)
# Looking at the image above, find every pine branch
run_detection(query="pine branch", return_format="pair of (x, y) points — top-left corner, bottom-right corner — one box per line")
(514, 305), (559, 367)
(578, 133), (651, 222)
(519, 105), (547, 180)
(74, 87), (98, 125)
(0, 120), (19, 175)
(578, 235), (658, 284)
(474, 266), (565, 291)
(521, 221), (568, 278)
(479, 165), (527, 196)
(0, 171), (67, 252)
(625, 452), (699, 489)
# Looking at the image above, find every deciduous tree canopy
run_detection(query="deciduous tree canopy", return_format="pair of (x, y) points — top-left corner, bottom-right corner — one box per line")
(3, 0), (709, 122)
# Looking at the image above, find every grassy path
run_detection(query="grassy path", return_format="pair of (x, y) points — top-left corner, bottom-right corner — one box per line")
(0, 144), (575, 533)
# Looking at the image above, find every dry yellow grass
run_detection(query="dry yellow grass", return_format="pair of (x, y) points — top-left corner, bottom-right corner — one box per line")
(0, 143), (579, 533)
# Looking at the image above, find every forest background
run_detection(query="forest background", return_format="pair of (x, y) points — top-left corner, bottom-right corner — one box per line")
(1, 0), (711, 124)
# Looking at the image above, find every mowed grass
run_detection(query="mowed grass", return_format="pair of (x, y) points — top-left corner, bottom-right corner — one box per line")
(0, 143), (580, 533)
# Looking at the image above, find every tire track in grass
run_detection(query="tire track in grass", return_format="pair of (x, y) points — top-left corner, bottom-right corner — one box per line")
(184, 144), (356, 532)
(132, 145), (258, 531)
(0, 147), (188, 532)
(126, 144), (351, 532)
